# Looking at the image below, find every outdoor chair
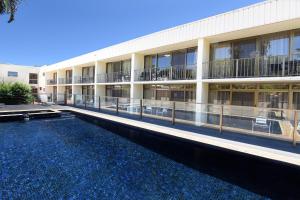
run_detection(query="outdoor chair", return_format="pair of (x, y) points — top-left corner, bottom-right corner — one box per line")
(252, 117), (271, 134)
(156, 108), (168, 116)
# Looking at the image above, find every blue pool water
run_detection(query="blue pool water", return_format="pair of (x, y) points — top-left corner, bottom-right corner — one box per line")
(0, 115), (267, 199)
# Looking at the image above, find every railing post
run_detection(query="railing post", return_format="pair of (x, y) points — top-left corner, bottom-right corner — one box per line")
(220, 105), (224, 133)
(293, 110), (298, 146)
(140, 99), (143, 119)
(64, 93), (67, 105)
(116, 98), (119, 114)
(73, 94), (76, 106)
(235, 60), (239, 78)
(172, 101), (176, 125)
(98, 96), (101, 111)
(84, 95), (87, 109)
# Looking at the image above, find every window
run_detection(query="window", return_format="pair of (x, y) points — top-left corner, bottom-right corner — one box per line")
(29, 73), (38, 84)
(157, 54), (171, 69)
(211, 43), (232, 60)
(8, 71), (18, 77)
(186, 48), (197, 67)
(261, 33), (289, 56)
(106, 85), (130, 98)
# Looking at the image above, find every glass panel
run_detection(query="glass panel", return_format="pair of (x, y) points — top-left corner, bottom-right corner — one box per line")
(293, 92), (300, 110)
(122, 60), (131, 73)
(211, 43), (232, 60)
(209, 84), (230, 90)
(259, 84), (289, 90)
(293, 31), (300, 51)
(106, 85), (130, 98)
(157, 54), (171, 69)
(143, 85), (156, 100)
(171, 50), (185, 68)
(233, 40), (257, 59)
(261, 33), (289, 56)
(258, 92), (288, 109)
(208, 91), (230, 105)
(186, 48), (197, 67)
(232, 84), (256, 90)
(144, 55), (156, 70)
(232, 92), (255, 107)
(156, 85), (170, 101)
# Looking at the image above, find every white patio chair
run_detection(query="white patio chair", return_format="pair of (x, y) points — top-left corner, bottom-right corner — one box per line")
(252, 117), (271, 134)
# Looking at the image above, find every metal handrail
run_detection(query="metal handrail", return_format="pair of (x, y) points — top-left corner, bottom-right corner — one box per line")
(70, 94), (300, 145)
(203, 54), (300, 79)
(74, 76), (94, 84)
(134, 65), (197, 81)
(97, 71), (131, 83)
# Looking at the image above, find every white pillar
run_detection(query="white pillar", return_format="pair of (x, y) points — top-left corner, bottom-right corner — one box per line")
(131, 53), (144, 99)
(196, 38), (210, 125)
(94, 61), (106, 106)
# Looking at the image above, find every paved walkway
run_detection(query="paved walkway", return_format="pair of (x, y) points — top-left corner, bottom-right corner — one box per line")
(1, 104), (300, 167)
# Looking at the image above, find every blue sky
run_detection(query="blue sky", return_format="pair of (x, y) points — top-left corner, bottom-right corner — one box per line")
(0, 0), (263, 66)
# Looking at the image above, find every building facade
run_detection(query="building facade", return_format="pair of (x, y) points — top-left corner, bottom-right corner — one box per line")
(40, 0), (300, 110)
(0, 64), (43, 97)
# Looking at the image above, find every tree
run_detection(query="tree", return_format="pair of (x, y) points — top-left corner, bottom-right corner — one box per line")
(0, 0), (21, 23)
(0, 82), (33, 104)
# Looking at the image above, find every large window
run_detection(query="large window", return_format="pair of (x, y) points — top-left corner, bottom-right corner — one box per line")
(157, 54), (171, 69)
(293, 31), (300, 56)
(107, 60), (131, 73)
(143, 84), (196, 102)
(106, 85), (130, 98)
(29, 73), (38, 84)
(211, 43), (232, 60)
(7, 71), (18, 77)
(261, 33), (290, 56)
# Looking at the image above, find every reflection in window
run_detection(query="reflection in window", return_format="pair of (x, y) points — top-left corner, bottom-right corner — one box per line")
(8, 71), (18, 77)
(208, 91), (230, 105)
(186, 48), (197, 67)
(258, 92), (288, 109)
(261, 34), (289, 56)
(171, 51), (186, 68)
(145, 55), (156, 70)
(233, 40), (256, 59)
(143, 84), (196, 102)
(211, 43), (232, 60)
(157, 54), (171, 69)
(106, 85), (130, 98)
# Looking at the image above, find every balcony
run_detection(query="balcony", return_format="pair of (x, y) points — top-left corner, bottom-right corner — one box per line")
(58, 78), (72, 84)
(134, 66), (197, 82)
(203, 55), (300, 79)
(97, 71), (131, 83)
(47, 79), (57, 85)
(74, 76), (94, 84)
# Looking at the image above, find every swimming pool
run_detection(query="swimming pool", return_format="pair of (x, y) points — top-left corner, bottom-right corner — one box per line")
(0, 113), (293, 199)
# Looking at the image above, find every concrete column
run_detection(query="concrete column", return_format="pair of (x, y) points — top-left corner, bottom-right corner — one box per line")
(130, 53), (144, 99)
(196, 38), (210, 125)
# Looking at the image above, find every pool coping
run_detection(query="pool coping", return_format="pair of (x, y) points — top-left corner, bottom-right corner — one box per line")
(1, 106), (299, 167)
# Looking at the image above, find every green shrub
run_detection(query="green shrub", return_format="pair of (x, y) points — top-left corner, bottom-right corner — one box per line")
(0, 82), (33, 105)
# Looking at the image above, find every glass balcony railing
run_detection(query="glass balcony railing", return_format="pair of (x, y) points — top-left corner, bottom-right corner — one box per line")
(69, 94), (300, 146)
(134, 65), (197, 81)
(74, 76), (94, 84)
(97, 71), (131, 83)
(46, 79), (57, 85)
(58, 78), (72, 84)
(203, 55), (300, 79)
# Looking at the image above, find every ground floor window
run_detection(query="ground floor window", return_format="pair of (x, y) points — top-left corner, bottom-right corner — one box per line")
(208, 83), (300, 109)
(66, 86), (72, 100)
(82, 85), (94, 102)
(106, 85), (130, 98)
(143, 84), (196, 102)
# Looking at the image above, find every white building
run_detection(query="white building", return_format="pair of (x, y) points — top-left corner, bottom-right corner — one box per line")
(40, 0), (300, 110)
(0, 63), (42, 96)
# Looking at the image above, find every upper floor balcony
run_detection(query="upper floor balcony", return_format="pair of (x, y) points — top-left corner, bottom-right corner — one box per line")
(97, 71), (131, 83)
(134, 65), (197, 82)
(47, 79), (57, 85)
(203, 55), (300, 79)
(58, 78), (72, 84)
(74, 76), (94, 84)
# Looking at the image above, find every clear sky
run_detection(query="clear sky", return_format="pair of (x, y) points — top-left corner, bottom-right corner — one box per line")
(0, 0), (263, 66)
